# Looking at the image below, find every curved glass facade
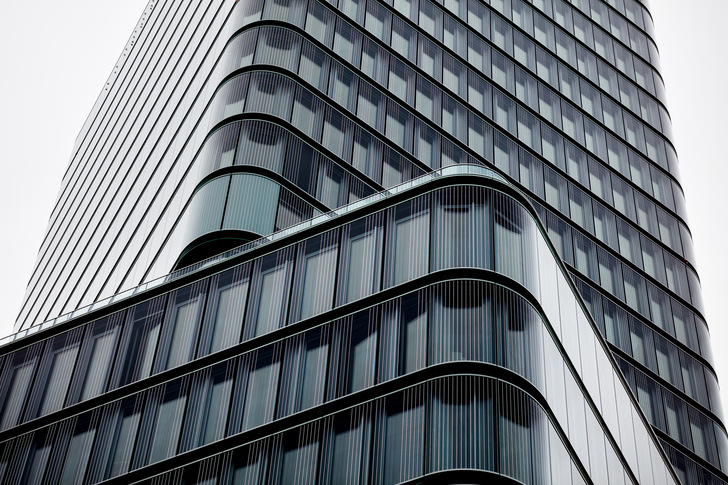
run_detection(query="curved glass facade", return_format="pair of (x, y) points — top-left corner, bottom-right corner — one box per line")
(8, 0), (726, 483)
(0, 172), (679, 483)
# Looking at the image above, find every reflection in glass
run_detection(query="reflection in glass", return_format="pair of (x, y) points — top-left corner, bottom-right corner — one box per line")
(103, 396), (142, 479)
(59, 414), (96, 485)
(384, 196), (429, 287)
(34, 331), (82, 417)
(233, 347), (281, 432)
(339, 214), (383, 304)
(115, 298), (165, 387)
(199, 265), (250, 356)
(247, 249), (294, 338)
(379, 390), (424, 485)
(0, 345), (40, 430)
(147, 380), (188, 464)
(429, 376), (494, 472)
(433, 186), (490, 271)
(430, 282), (492, 364)
(78, 321), (118, 402)
(293, 231), (338, 321)
(323, 407), (371, 483)
(162, 283), (206, 371)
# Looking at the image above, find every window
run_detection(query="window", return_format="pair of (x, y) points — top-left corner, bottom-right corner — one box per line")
(275, 426), (320, 484)
(293, 231), (338, 321)
(147, 380), (188, 464)
(254, 27), (301, 71)
(292, 88), (325, 141)
(59, 413), (97, 485)
(495, 196), (529, 283)
(357, 82), (386, 131)
(72, 313), (123, 403)
(158, 282), (207, 371)
(279, 329), (329, 416)
(183, 362), (234, 450)
(333, 19), (361, 63)
(378, 292), (427, 380)
(376, 392), (424, 484)
(429, 377), (494, 472)
(328, 61), (357, 111)
(114, 297), (165, 387)
(388, 58), (414, 103)
(323, 409), (371, 483)
(234, 347), (281, 432)
(335, 310), (377, 395)
(199, 265), (250, 357)
(361, 37), (388, 85)
(384, 197), (429, 287)
(433, 187), (491, 271)
(28, 331), (82, 417)
(299, 42), (330, 91)
(430, 282), (492, 363)
(0, 344), (41, 429)
(247, 250), (294, 338)
(100, 396), (143, 479)
(339, 214), (383, 304)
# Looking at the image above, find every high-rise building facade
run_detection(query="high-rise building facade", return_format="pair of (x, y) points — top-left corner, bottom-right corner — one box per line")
(0, 0), (724, 483)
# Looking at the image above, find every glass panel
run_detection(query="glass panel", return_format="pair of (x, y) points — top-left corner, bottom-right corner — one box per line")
(279, 328), (329, 415)
(254, 27), (301, 71)
(324, 408), (371, 483)
(276, 426), (320, 484)
(180, 362), (235, 450)
(0, 345), (41, 429)
(59, 414), (96, 485)
(245, 72), (294, 118)
(377, 391), (424, 484)
(299, 42), (330, 92)
(361, 37), (389, 85)
(148, 380), (188, 464)
(247, 249), (294, 338)
(159, 282), (207, 371)
(103, 396), (143, 479)
(500, 384), (549, 483)
(357, 82), (386, 131)
(338, 310), (377, 395)
(116, 297), (165, 387)
(238, 347), (281, 432)
(339, 214), (384, 304)
(199, 264), (250, 356)
(20, 429), (53, 485)
(384, 196), (430, 287)
(305, 0), (335, 44)
(33, 332), (81, 417)
(292, 88), (325, 141)
(230, 443), (269, 484)
(429, 377), (494, 472)
(75, 314), (122, 403)
(352, 128), (383, 182)
(394, 292), (426, 377)
(388, 57), (415, 103)
(433, 186), (491, 270)
(293, 231), (338, 321)
(223, 174), (280, 237)
(430, 281), (492, 364)
(329, 60), (358, 111)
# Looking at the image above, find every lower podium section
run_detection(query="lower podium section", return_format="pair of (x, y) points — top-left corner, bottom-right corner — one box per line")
(0, 167), (678, 484)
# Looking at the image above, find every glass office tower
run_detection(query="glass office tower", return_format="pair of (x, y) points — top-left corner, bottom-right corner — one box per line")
(1, 0), (724, 483)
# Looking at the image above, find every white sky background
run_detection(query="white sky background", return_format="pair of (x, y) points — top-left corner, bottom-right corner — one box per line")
(0, 1), (726, 415)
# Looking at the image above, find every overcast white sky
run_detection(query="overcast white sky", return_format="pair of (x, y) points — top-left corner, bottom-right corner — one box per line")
(0, 1), (726, 415)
